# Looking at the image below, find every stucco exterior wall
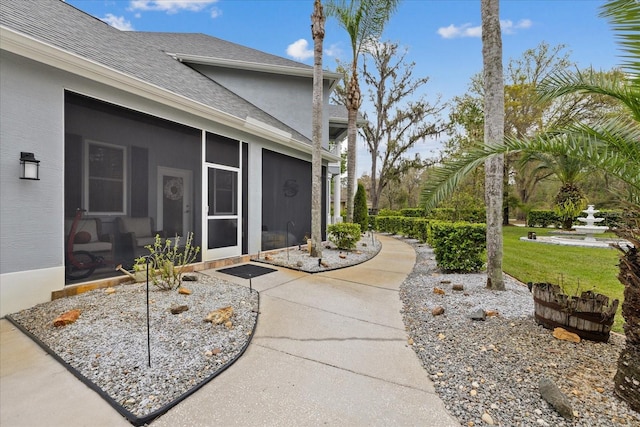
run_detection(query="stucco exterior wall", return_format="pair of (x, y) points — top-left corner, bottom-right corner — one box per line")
(0, 52), (66, 316)
(0, 52), (65, 274)
(192, 66), (332, 146)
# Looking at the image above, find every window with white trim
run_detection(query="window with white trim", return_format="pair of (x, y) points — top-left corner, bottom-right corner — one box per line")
(85, 141), (126, 214)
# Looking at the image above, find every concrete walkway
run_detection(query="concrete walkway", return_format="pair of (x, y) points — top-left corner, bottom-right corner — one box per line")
(1, 235), (459, 426)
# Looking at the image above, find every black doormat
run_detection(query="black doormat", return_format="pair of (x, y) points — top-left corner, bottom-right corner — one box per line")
(218, 264), (276, 279)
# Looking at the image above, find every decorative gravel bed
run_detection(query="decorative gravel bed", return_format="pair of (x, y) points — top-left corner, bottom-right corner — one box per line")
(6, 273), (258, 426)
(257, 234), (381, 272)
(400, 238), (639, 427)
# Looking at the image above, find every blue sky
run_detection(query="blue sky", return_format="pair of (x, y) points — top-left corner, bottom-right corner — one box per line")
(65, 0), (620, 175)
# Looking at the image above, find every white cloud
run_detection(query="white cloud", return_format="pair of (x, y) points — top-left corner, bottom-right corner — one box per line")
(501, 19), (533, 34)
(437, 18), (532, 39)
(210, 7), (222, 18)
(437, 23), (481, 39)
(102, 14), (134, 31)
(325, 43), (343, 58)
(286, 39), (313, 61)
(129, 0), (218, 15)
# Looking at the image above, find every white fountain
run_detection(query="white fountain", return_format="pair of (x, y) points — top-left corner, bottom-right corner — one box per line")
(520, 204), (626, 248)
(574, 205), (608, 242)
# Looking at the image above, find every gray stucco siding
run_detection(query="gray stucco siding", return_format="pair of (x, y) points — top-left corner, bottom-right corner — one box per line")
(1, 52), (65, 274)
(192, 65), (332, 147)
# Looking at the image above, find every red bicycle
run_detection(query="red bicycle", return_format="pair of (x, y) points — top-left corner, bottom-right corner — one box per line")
(65, 209), (115, 280)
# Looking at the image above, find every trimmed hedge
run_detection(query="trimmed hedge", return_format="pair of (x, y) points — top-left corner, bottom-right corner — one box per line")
(527, 210), (561, 228)
(409, 218), (430, 243)
(592, 209), (624, 229)
(375, 215), (403, 235)
(367, 215), (377, 231)
(371, 216), (430, 243)
(427, 207), (486, 223)
(377, 208), (401, 217)
(527, 209), (624, 229)
(400, 208), (425, 217)
(370, 212), (488, 271)
(327, 222), (361, 250)
(429, 221), (486, 273)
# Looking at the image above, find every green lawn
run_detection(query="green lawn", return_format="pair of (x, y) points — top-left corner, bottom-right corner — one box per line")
(502, 226), (625, 333)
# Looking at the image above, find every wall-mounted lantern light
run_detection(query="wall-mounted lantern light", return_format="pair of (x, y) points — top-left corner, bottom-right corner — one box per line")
(20, 152), (40, 180)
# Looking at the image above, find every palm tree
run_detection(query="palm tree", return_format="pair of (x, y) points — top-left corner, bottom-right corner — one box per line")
(481, 0), (505, 290)
(420, 0), (639, 411)
(325, 0), (400, 222)
(310, 0), (325, 258)
(522, 152), (589, 229)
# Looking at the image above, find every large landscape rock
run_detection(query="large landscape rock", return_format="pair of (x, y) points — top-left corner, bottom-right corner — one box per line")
(205, 306), (233, 325)
(53, 309), (81, 327)
(552, 327), (581, 343)
(539, 376), (574, 419)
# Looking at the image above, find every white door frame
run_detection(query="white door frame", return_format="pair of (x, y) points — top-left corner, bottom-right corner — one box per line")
(157, 166), (193, 236)
(204, 163), (242, 260)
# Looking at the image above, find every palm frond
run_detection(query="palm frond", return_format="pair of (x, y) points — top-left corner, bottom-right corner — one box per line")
(504, 119), (640, 192)
(600, 0), (640, 81)
(537, 68), (640, 120)
(420, 145), (509, 211)
(325, 0), (399, 59)
(420, 117), (640, 212)
(354, 0), (400, 57)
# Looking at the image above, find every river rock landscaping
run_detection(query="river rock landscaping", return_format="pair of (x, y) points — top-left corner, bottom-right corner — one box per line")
(400, 237), (639, 427)
(6, 274), (258, 425)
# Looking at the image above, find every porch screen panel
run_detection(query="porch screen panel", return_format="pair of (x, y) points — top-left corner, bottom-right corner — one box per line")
(130, 146), (148, 217)
(64, 91), (203, 284)
(208, 169), (237, 215)
(206, 133), (239, 167)
(208, 219), (238, 249)
(261, 149), (312, 250)
(64, 133), (82, 217)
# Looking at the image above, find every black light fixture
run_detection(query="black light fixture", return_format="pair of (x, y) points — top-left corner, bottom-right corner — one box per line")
(19, 152), (40, 180)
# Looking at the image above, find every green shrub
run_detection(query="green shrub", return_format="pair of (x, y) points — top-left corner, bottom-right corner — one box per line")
(354, 183), (369, 233)
(377, 208), (401, 217)
(527, 210), (561, 228)
(409, 218), (430, 242)
(429, 221), (486, 273)
(400, 217), (415, 237)
(593, 209), (624, 229)
(428, 208), (486, 223)
(374, 216), (430, 242)
(136, 233), (200, 291)
(400, 208), (425, 217)
(327, 222), (361, 250)
(379, 216), (403, 234)
(368, 215), (377, 231)
(554, 183), (587, 230)
(462, 208), (487, 223)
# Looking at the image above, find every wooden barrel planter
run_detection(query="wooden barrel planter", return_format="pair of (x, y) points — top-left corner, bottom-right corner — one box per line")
(532, 282), (619, 342)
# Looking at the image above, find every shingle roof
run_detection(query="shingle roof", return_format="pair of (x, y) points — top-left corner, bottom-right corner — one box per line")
(127, 32), (312, 71)
(0, 0), (310, 143)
